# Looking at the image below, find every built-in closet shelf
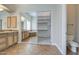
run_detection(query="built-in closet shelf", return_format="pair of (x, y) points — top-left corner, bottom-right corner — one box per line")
(38, 23), (48, 25)
(37, 12), (51, 44)
(38, 16), (50, 17)
(38, 29), (48, 31)
(38, 36), (50, 38)
(38, 18), (50, 19)
(38, 21), (48, 24)
(38, 16), (50, 20)
(38, 19), (50, 21)
(38, 19), (49, 21)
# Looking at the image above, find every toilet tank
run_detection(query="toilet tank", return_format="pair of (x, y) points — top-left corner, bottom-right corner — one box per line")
(67, 35), (74, 41)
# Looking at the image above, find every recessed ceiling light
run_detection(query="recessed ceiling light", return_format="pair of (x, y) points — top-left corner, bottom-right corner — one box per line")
(0, 8), (4, 11)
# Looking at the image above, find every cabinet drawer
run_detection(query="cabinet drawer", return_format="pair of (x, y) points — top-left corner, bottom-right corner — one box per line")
(0, 43), (6, 51)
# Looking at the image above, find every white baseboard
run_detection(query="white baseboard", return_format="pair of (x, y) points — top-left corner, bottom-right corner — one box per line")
(52, 43), (65, 55)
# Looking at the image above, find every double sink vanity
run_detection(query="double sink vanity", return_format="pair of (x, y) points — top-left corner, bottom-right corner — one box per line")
(22, 31), (37, 41)
(0, 30), (18, 51)
(0, 30), (37, 51)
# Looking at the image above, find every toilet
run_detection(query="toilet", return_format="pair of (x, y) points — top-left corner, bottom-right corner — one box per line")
(67, 35), (79, 54)
(69, 41), (79, 53)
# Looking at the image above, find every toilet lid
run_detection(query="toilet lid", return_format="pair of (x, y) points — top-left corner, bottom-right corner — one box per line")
(69, 41), (79, 47)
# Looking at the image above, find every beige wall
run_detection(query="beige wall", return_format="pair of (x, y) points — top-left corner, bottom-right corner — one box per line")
(67, 4), (79, 43)
(67, 4), (75, 35)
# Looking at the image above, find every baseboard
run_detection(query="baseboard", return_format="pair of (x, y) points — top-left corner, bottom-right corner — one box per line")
(52, 43), (65, 55)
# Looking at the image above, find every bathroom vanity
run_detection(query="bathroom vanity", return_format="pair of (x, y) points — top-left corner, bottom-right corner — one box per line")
(0, 30), (18, 51)
(22, 31), (37, 41)
(22, 31), (29, 40)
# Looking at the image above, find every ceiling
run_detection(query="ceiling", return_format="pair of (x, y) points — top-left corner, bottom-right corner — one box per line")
(3, 4), (17, 12)
(3, 4), (59, 13)
(2, 4), (60, 17)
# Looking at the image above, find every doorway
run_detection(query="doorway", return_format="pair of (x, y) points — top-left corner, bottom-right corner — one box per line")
(20, 11), (51, 45)
(21, 12), (38, 44)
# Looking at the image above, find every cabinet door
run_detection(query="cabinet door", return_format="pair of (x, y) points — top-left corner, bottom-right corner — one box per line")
(11, 16), (17, 28)
(0, 43), (7, 51)
(0, 35), (7, 51)
(7, 33), (14, 46)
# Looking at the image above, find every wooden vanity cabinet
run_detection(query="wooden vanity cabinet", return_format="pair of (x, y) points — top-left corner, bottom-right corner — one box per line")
(7, 32), (18, 47)
(22, 31), (29, 40)
(0, 34), (7, 51)
(0, 31), (18, 51)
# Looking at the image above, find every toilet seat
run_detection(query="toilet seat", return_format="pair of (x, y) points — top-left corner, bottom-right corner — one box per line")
(69, 41), (79, 47)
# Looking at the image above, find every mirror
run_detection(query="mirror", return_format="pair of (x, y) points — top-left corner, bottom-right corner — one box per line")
(0, 10), (10, 30)
(21, 12), (37, 44)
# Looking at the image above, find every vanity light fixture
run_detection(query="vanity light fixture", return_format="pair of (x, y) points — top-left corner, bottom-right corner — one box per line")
(0, 4), (10, 12)
(0, 8), (4, 11)
(21, 16), (25, 21)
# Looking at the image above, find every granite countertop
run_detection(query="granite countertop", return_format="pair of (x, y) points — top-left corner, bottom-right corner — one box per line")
(0, 30), (18, 34)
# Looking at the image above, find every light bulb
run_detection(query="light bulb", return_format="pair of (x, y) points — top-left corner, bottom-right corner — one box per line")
(21, 16), (25, 21)
(0, 8), (4, 11)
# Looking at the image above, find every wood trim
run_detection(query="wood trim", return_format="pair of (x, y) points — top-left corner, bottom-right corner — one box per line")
(7, 16), (11, 28)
